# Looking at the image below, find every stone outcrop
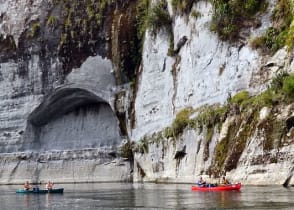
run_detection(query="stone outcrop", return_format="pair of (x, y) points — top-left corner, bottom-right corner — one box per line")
(134, 103), (294, 185)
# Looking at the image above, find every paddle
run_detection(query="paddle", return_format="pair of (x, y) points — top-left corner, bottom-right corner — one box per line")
(283, 166), (294, 188)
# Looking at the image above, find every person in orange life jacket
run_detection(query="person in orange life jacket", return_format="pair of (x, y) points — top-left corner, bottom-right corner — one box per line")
(221, 177), (230, 185)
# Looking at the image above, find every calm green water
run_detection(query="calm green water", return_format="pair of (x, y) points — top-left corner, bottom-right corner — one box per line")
(0, 183), (293, 209)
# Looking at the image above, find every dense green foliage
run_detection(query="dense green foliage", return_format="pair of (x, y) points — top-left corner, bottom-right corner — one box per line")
(136, 0), (173, 57)
(119, 141), (135, 160)
(135, 136), (149, 154)
(229, 90), (249, 105)
(136, 0), (151, 41)
(191, 9), (201, 19)
(225, 72), (294, 112)
(283, 74), (294, 99)
(251, 0), (294, 53)
(190, 106), (227, 131)
(211, 0), (266, 40)
(137, 0), (172, 38)
(172, 108), (192, 137)
(286, 23), (294, 50)
(146, 0), (172, 36)
(270, 71), (289, 93)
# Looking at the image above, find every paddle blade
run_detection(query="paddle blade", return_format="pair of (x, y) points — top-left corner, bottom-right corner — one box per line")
(283, 167), (294, 188)
(283, 175), (292, 188)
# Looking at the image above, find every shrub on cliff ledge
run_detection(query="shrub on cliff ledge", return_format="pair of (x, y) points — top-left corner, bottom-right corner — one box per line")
(270, 71), (289, 93)
(229, 90), (249, 105)
(119, 141), (135, 160)
(283, 74), (294, 99)
(146, 0), (172, 36)
(172, 108), (192, 136)
(286, 21), (294, 50)
(250, 0), (293, 53)
(134, 136), (149, 154)
(211, 0), (266, 40)
(137, 0), (150, 40)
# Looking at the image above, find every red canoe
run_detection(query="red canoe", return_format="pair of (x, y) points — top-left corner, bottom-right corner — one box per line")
(191, 183), (241, 191)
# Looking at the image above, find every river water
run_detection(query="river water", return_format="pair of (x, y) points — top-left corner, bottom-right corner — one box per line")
(0, 183), (293, 209)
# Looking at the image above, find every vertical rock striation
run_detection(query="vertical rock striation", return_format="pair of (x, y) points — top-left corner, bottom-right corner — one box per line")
(0, 0), (138, 184)
(132, 0), (294, 185)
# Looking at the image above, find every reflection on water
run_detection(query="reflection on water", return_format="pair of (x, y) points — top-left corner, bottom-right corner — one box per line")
(0, 183), (293, 209)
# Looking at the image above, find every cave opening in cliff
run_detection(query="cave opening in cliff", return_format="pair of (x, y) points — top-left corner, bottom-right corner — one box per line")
(22, 88), (122, 152)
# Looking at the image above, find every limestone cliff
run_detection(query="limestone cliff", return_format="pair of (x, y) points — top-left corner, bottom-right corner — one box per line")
(0, 0), (137, 184)
(0, 0), (293, 185)
(132, 0), (294, 185)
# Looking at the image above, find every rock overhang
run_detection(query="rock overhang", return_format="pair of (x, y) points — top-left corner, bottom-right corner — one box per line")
(28, 55), (118, 126)
(28, 85), (113, 126)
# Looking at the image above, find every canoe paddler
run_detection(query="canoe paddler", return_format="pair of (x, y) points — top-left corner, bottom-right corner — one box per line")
(24, 181), (32, 190)
(197, 177), (207, 187)
(221, 176), (230, 185)
(46, 181), (54, 190)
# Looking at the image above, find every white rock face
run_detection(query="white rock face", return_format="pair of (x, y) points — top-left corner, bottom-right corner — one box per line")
(229, 134), (294, 185)
(0, 55), (60, 152)
(134, 129), (218, 183)
(132, 31), (175, 140)
(0, 0), (293, 185)
(0, 149), (131, 184)
(66, 56), (116, 94)
(0, 0), (50, 45)
(132, 1), (294, 185)
(135, 115), (294, 185)
(259, 107), (271, 122)
(0, 0), (131, 183)
(0, 53), (131, 183)
(132, 1), (264, 141)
